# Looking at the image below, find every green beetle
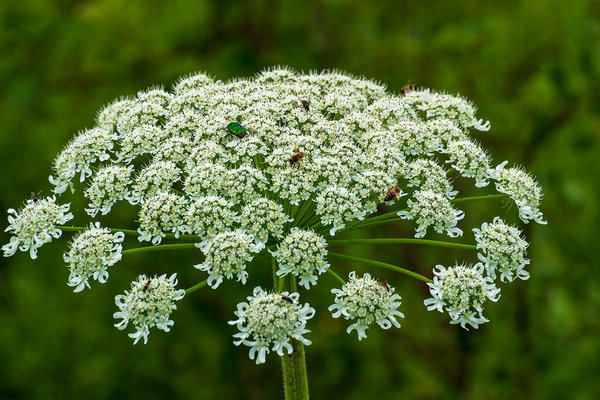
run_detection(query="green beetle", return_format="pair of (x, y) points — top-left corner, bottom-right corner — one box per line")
(227, 122), (247, 138)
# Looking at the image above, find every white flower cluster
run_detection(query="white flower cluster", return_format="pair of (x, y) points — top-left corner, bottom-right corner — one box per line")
(137, 191), (190, 245)
(488, 161), (546, 224)
(43, 66), (540, 247)
(473, 217), (530, 282)
(84, 165), (133, 217)
(228, 287), (315, 364)
(3, 197), (73, 259)
(194, 230), (264, 288)
(270, 228), (329, 289)
(424, 263), (500, 330)
(398, 190), (464, 238)
(4, 67), (547, 349)
(64, 222), (124, 292)
(329, 272), (404, 340)
(113, 273), (185, 344)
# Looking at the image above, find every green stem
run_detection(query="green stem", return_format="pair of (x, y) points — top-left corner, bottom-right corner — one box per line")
(185, 279), (208, 294)
(326, 268), (346, 285)
(57, 225), (202, 241)
(121, 243), (199, 255)
(338, 218), (404, 233)
(281, 340), (310, 400)
(328, 252), (432, 283)
(327, 238), (476, 251)
(450, 193), (508, 204)
(273, 263), (309, 399)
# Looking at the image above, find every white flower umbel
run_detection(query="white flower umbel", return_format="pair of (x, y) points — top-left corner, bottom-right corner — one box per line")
(49, 127), (115, 193)
(424, 263), (500, 330)
(240, 198), (292, 244)
(3, 196), (73, 259)
(405, 159), (457, 199)
(444, 140), (491, 187)
(185, 196), (239, 240)
(137, 191), (190, 245)
(113, 273), (185, 345)
(128, 161), (181, 205)
(64, 222), (124, 292)
(271, 228), (329, 289)
(194, 230), (264, 288)
(473, 217), (530, 282)
(329, 272), (404, 340)
(84, 165), (133, 217)
(116, 125), (169, 163)
(488, 161), (547, 224)
(315, 186), (366, 236)
(228, 287), (315, 364)
(398, 190), (464, 238)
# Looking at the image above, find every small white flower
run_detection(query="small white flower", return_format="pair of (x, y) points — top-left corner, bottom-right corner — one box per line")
(64, 222), (124, 292)
(3, 196), (73, 259)
(398, 190), (464, 238)
(113, 273), (185, 344)
(116, 88), (173, 135)
(194, 230), (264, 288)
(228, 286), (315, 364)
(473, 217), (530, 282)
(185, 196), (239, 240)
(405, 159), (457, 199)
(137, 191), (190, 245)
(424, 263), (500, 330)
(239, 198), (292, 243)
(271, 228), (329, 289)
(49, 127), (115, 193)
(329, 271), (404, 340)
(128, 161), (180, 205)
(84, 165), (133, 216)
(315, 186), (366, 236)
(116, 125), (169, 164)
(488, 161), (546, 224)
(444, 140), (491, 187)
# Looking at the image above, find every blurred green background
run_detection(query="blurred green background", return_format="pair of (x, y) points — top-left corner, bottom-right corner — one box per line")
(1, 0), (599, 399)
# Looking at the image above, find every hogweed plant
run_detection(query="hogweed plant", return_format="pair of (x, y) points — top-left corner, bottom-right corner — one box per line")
(4, 67), (546, 399)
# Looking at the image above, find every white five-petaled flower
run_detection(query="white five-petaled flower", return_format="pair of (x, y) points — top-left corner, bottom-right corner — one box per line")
(228, 286), (315, 364)
(3, 196), (73, 259)
(64, 222), (124, 292)
(113, 273), (185, 344)
(329, 271), (404, 340)
(424, 263), (500, 330)
(194, 230), (264, 289)
(473, 217), (530, 282)
(270, 228), (330, 289)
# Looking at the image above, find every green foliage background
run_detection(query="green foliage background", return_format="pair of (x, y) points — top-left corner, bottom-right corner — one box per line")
(1, 1), (599, 399)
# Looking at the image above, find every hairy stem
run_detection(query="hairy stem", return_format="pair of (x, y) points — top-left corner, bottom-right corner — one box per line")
(328, 252), (432, 283)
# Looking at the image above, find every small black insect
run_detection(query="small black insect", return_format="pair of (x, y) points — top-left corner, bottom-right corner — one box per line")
(30, 190), (43, 203)
(280, 295), (293, 304)
(142, 279), (151, 294)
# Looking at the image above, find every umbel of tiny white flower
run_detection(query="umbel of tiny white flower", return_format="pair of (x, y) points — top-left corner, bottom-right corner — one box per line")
(194, 230), (264, 288)
(3, 196), (73, 259)
(113, 273), (185, 344)
(64, 222), (124, 292)
(329, 272), (404, 340)
(424, 263), (500, 330)
(228, 286), (315, 364)
(473, 217), (530, 282)
(398, 190), (464, 238)
(270, 228), (330, 289)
